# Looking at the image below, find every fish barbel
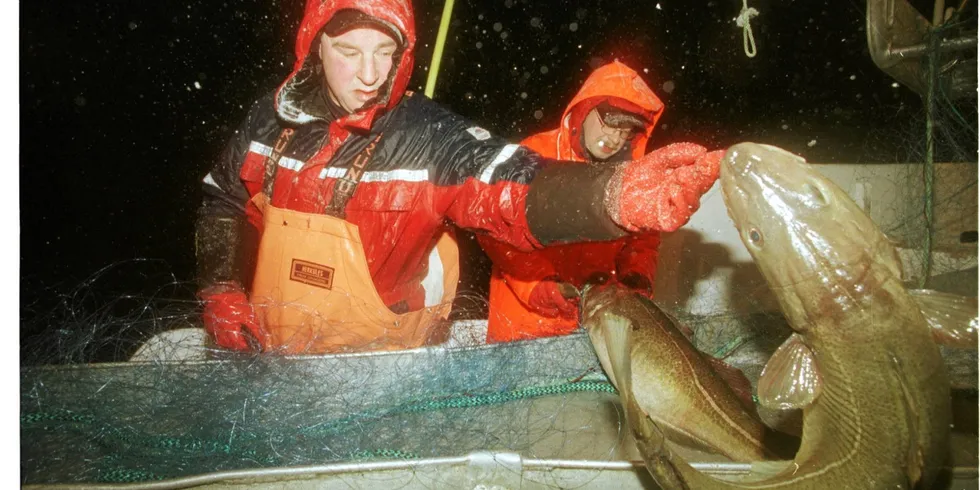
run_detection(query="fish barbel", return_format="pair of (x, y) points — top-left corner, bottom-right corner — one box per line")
(589, 142), (953, 489)
(582, 286), (795, 462)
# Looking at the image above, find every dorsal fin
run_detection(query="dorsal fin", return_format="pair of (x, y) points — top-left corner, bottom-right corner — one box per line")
(907, 289), (978, 349)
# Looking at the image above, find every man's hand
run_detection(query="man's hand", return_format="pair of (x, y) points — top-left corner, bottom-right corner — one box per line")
(605, 142), (723, 233)
(527, 279), (579, 319)
(199, 283), (268, 351)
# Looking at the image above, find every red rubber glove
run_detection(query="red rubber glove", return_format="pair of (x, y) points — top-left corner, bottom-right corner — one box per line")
(527, 279), (579, 319)
(605, 142), (723, 232)
(199, 283), (268, 351)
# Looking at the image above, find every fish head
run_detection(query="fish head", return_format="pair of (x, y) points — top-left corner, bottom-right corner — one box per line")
(580, 282), (633, 331)
(719, 142), (903, 328)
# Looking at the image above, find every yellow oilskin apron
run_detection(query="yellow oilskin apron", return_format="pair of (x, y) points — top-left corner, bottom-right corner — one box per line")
(248, 129), (460, 354)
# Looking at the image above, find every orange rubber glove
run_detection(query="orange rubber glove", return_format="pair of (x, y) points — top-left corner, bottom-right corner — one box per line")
(527, 279), (579, 319)
(605, 142), (723, 233)
(199, 283), (268, 351)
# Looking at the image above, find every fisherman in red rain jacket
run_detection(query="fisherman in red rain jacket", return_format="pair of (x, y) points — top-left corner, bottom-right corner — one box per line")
(196, 0), (722, 354)
(479, 61), (668, 342)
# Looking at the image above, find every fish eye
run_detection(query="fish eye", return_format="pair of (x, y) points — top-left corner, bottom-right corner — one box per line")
(803, 182), (829, 207)
(748, 228), (764, 247)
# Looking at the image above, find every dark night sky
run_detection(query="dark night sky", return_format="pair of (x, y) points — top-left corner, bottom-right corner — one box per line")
(19, 1), (969, 332)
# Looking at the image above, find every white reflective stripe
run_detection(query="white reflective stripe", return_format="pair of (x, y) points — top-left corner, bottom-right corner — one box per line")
(279, 156), (304, 171)
(320, 167), (346, 179)
(479, 144), (519, 184)
(318, 167), (429, 182)
(248, 141), (273, 156)
(421, 244), (445, 307)
(248, 141), (303, 170)
(202, 173), (221, 189)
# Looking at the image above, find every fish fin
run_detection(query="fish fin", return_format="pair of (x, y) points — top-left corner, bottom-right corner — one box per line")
(881, 236), (905, 281)
(601, 312), (634, 394)
(907, 289), (978, 349)
(890, 354), (925, 486)
(706, 356), (760, 416)
(586, 324), (619, 389)
(749, 460), (796, 479)
(602, 312), (689, 487)
(651, 419), (730, 455)
(758, 333), (822, 410)
(624, 389), (693, 489)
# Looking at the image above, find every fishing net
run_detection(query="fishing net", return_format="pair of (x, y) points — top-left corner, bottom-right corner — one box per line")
(21, 261), (637, 485)
(20, 1), (978, 487)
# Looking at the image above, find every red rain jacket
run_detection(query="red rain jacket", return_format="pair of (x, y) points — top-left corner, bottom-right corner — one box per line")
(480, 61), (666, 342)
(199, 0), (552, 312)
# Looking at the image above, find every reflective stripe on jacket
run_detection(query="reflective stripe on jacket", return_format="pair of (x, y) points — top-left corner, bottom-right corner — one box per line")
(198, 0), (548, 312)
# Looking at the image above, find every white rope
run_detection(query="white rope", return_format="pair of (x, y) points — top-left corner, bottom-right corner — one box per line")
(735, 0), (759, 58)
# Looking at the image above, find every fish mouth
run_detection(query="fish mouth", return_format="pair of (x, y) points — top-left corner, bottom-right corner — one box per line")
(581, 283), (630, 323)
(722, 143), (808, 181)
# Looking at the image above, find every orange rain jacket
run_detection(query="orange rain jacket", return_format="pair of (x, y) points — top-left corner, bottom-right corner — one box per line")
(480, 61), (665, 342)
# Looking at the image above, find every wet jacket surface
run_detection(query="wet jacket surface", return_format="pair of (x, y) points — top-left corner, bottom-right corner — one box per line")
(480, 61), (666, 341)
(197, 0), (550, 312)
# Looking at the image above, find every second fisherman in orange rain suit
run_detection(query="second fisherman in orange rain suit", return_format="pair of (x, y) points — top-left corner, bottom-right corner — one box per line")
(479, 60), (667, 343)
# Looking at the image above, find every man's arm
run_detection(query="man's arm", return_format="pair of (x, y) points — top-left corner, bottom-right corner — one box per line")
(478, 236), (575, 317)
(195, 99), (267, 291)
(406, 98), (721, 253)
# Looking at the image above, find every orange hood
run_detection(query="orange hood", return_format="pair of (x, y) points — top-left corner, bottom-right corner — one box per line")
(526, 61), (664, 161)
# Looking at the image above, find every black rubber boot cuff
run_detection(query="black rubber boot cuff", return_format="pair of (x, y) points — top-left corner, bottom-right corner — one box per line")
(525, 160), (628, 246)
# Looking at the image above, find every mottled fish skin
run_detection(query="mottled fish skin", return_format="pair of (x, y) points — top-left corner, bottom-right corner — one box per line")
(582, 285), (784, 462)
(596, 142), (951, 489)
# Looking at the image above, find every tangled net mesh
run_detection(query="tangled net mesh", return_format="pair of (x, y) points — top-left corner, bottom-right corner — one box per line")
(21, 260), (634, 485)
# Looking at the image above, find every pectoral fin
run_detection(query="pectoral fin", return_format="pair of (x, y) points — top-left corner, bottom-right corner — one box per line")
(907, 289), (978, 349)
(599, 314), (657, 446)
(601, 313), (689, 487)
(758, 333), (822, 410)
(600, 312), (634, 394)
(587, 324), (619, 389)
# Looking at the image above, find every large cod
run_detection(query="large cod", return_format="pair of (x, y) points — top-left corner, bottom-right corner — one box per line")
(584, 143), (960, 489)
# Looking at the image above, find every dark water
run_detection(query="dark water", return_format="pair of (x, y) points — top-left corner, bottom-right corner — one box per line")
(20, 1), (974, 341)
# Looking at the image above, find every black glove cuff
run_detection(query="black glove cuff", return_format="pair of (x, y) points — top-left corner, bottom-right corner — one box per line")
(195, 214), (252, 291)
(525, 160), (628, 245)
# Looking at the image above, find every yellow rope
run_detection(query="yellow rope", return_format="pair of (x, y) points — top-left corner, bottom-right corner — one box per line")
(424, 0), (456, 98)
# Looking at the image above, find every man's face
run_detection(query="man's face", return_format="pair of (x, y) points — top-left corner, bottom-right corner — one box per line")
(581, 109), (634, 161)
(319, 27), (398, 114)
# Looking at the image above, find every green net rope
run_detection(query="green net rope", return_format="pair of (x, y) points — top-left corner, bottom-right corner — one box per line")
(22, 379), (617, 483)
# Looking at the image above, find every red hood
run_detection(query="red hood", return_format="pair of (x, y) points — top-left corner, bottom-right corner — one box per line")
(275, 0), (416, 130)
(551, 61), (665, 161)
